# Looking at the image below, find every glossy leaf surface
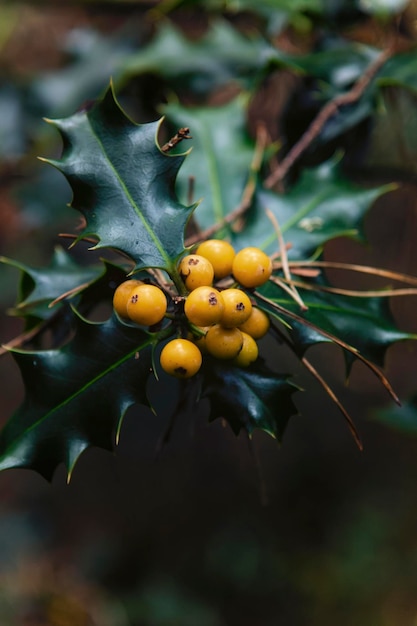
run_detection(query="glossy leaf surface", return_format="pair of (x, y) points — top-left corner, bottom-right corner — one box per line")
(46, 86), (194, 274)
(0, 314), (153, 480)
(1, 246), (102, 320)
(202, 359), (299, 441)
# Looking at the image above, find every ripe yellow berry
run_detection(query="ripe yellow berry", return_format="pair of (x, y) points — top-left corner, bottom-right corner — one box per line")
(160, 338), (202, 378)
(233, 332), (259, 367)
(113, 279), (144, 319)
(184, 286), (224, 327)
(126, 284), (167, 326)
(196, 239), (236, 279)
(191, 327), (210, 354)
(232, 247), (272, 288)
(178, 254), (214, 290)
(220, 288), (252, 327)
(238, 307), (270, 339)
(205, 324), (243, 360)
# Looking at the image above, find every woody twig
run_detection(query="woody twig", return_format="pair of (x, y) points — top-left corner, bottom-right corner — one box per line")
(264, 45), (394, 189)
(161, 127), (192, 153)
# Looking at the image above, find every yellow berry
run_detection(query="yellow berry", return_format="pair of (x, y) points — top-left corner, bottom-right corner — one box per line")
(238, 307), (270, 339)
(160, 338), (202, 378)
(184, 286), (224, 327)
(220, 288), (252, 327)
(205, 324), (243, 360)
(196, 239), (236, 279)
(113, 279), (144, 319)
(232, 247), (272, 288)
(192, 327), (210, 354)
(126, 284), (167, 326)
(233, 332), (259, 367)
(178, 254), (214, 290)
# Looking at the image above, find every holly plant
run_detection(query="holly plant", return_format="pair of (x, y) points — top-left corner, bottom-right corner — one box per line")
(1, 3), (417, 481)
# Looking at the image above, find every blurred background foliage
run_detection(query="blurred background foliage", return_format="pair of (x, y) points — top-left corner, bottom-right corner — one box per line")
(1, 0), (417, 624)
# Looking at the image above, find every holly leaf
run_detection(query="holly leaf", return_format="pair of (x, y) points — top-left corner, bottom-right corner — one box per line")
(231, 158), (392, 258)
(163, 97), (256, 233)
(125, 20), (275, 95)
(30, 20), (280, 118)
(44, 85), (195, 274)
(201, 359), (299, 441)
(0, 313), (154, 480)
(257, 278), (416, 372)
(1, 246), (102, 322)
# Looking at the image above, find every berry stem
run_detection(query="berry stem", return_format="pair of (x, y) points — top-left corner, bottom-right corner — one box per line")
(168, 263), (188, 297)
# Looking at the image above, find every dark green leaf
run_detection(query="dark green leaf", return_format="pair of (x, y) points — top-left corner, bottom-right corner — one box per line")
(0, 313), (154, 480)
(1, 246), (102, 321)
(232, 158), (392, 258)
(257, 278), (416, 371)
(45, 85), (194, 275)
(201, 359), (299, 440)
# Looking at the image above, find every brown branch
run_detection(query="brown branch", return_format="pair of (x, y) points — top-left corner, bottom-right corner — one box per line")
(161, 127), (192, 153)
(264, 45), (394, 188)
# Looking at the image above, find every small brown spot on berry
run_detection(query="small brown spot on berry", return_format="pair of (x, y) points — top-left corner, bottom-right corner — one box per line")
(208, 293), (218, 305)
(236, 302), (245, 311)
(175, 366), (188, 377)
(131, 294), (139, 304)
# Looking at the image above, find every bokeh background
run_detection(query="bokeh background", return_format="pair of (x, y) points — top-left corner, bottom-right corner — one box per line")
(1, 1), (417, 625)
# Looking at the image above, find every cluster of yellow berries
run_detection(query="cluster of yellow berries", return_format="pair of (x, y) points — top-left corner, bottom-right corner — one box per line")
(112, 240), (273, 379)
